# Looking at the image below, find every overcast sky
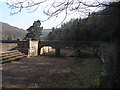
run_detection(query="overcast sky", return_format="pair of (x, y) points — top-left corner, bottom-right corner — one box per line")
(0, 0), (118, 30)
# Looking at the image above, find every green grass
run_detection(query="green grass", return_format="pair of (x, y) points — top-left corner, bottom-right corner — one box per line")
(71, 49), (103, 88)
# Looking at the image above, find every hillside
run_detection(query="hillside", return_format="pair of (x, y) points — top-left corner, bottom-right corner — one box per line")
(0, 22), (27, 40)
(41, 29), (52, 35)
(0, 22), (52, 40)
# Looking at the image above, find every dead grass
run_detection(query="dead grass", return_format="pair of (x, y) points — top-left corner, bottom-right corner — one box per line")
(1, 43), (17, 52)
(2, 49), (103, 88)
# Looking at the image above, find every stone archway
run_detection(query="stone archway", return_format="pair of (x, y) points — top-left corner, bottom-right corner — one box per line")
(40, 46), (55, 55)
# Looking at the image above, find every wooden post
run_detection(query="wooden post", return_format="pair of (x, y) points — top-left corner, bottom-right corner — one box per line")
(55, 48), (60, 56)
(17, 39), (20, 48)
(38, 40), (41, 55)
(38, 47), (41, 55)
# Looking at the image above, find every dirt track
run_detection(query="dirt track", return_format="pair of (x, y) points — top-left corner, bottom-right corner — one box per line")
(2, 56), (78, 88)
(2, 50), (102, 88)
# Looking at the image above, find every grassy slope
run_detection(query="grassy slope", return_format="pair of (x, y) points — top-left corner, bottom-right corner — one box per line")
(70, 50), (103, 88)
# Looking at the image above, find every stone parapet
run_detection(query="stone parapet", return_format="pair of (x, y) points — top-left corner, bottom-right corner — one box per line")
(17, 39), (38, 56)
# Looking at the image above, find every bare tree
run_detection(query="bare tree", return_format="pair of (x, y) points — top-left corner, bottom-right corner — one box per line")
(6, 0), (118, 22)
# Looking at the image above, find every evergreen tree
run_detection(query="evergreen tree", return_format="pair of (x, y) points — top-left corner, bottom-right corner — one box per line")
(25, 20), (43, 40)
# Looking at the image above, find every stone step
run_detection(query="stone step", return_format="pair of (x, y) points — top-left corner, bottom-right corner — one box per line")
(1, 55), (25, 64)
(0, 50), (26, 64)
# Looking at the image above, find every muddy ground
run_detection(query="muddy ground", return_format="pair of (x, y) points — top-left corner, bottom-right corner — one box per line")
(2, 49), (102, 88)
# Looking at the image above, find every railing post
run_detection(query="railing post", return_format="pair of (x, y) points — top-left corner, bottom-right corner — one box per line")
(38, 47), (41, 55)
(38, 40), (41, 55)
(55, 48), (60, 56)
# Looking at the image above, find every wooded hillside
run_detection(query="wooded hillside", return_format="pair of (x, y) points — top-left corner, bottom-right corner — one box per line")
(0, 22), (27, 40)
(47, 1), (120, 42)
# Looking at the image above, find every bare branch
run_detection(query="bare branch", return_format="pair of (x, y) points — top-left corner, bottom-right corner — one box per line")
(6, 0), (117, 24)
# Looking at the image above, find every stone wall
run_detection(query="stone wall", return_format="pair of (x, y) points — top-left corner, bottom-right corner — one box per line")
(17, 39), (55, 56)
(17, 39), (38, 56)
(40, 46), (55, 55)
(29, 40), (38, 56)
